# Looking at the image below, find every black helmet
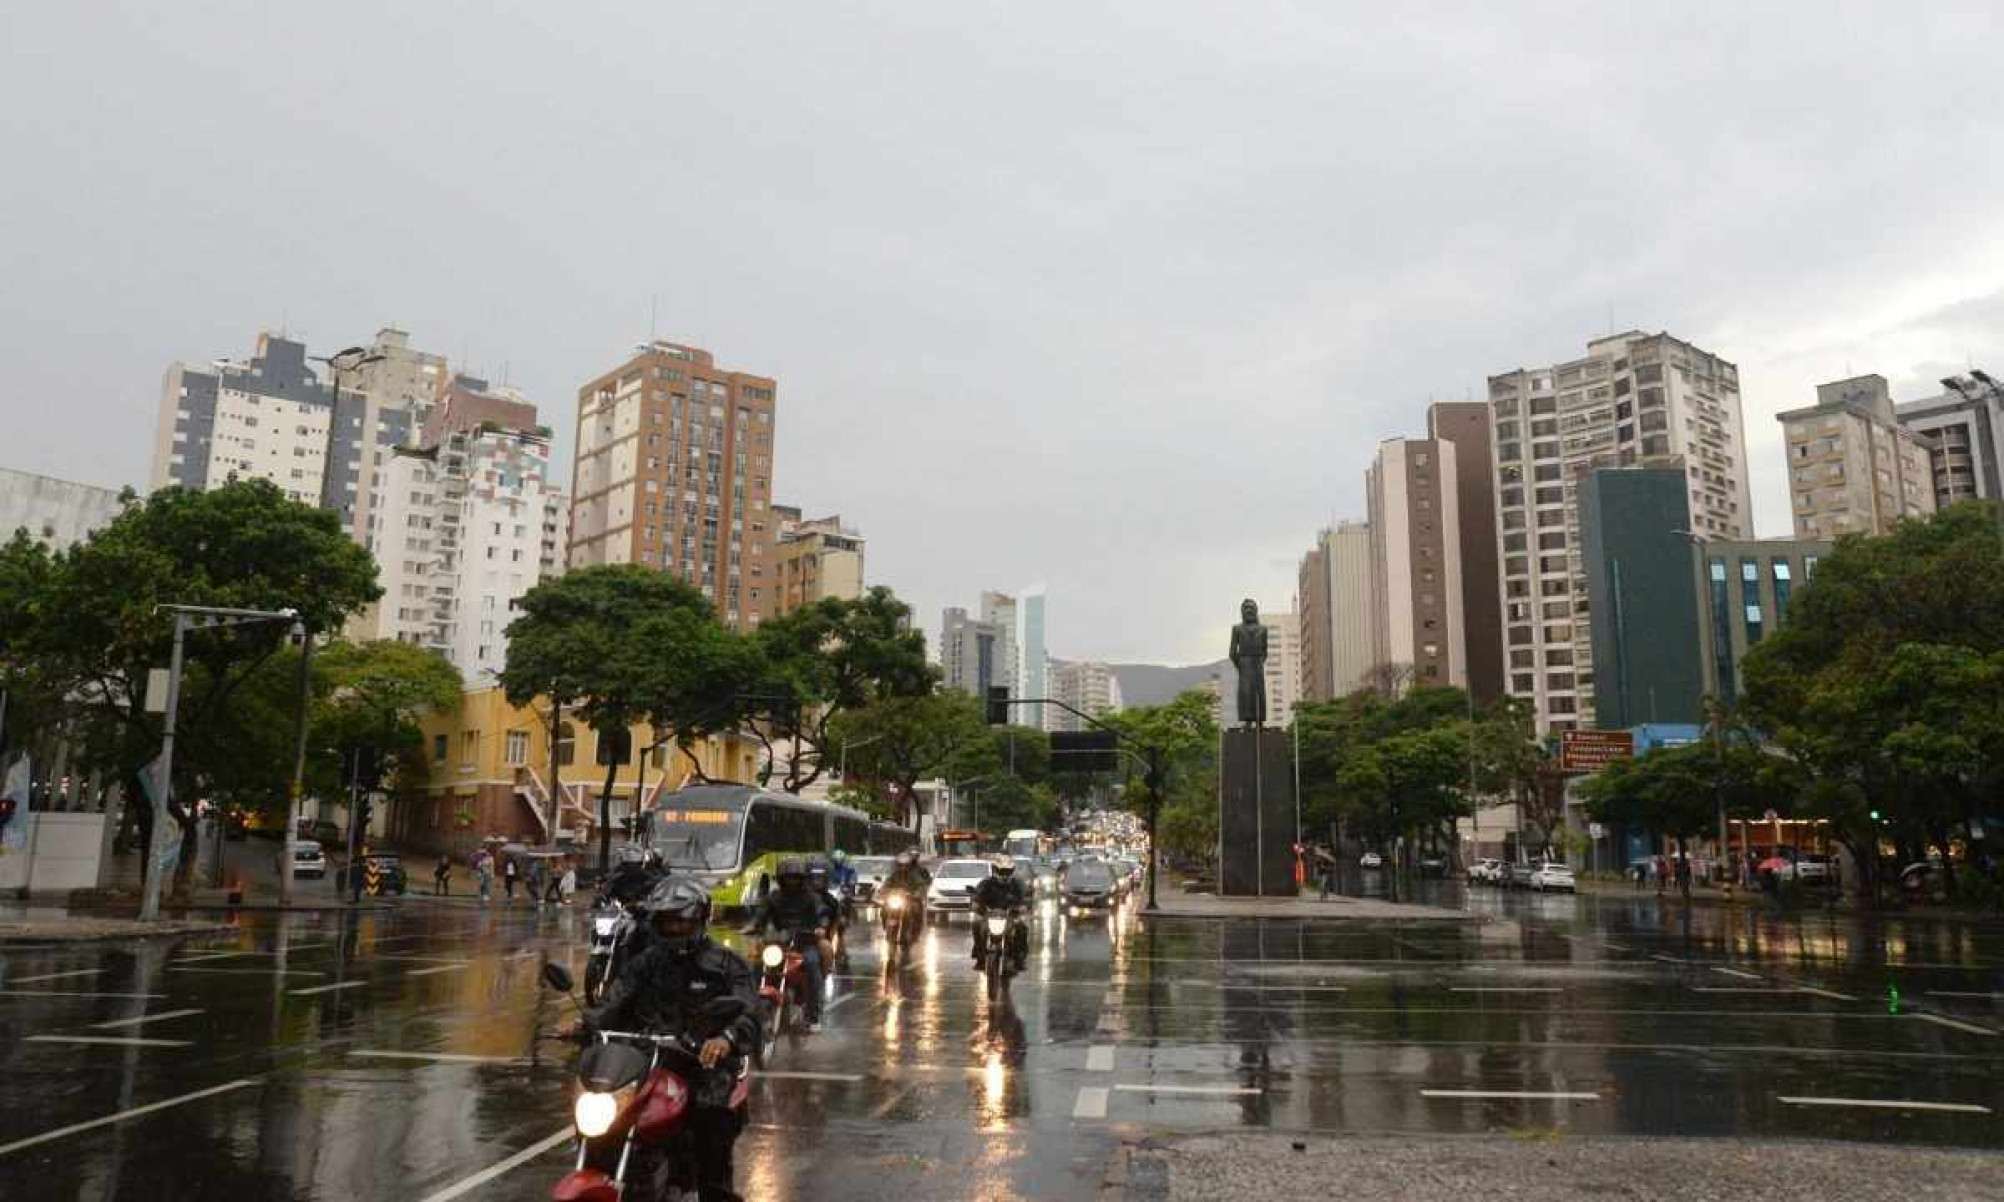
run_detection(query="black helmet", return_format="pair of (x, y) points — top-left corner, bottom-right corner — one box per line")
(807, 860), (829, 883)
(775, 858), (807, 884)
(640, 877), (711, 955)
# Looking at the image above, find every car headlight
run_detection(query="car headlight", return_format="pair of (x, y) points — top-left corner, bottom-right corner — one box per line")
(574, 1090), (621, 1137)
(761, 944), (784, 969)
(986, 916), (1008, 936)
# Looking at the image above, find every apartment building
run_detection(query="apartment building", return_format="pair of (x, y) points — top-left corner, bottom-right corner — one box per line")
(1486, 331), (1752, 733)
(1426, 401), (1503, 703)
(1048, 660), (1124, 731)
(1777, 374), (1935, 537)
(357, 376), (566, 683)
(1296, 539), (1331, 702)
(1898, 370), (2004, 506)
(768, 508), (865, 617)
(940, 607), (1008, 698)
(150, 328), (446, 540)
(568, 341), (777, 628)
(1365, 438), (1465, 690)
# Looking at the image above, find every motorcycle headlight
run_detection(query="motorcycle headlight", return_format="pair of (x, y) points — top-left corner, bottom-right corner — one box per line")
(593, 917), (618, 936)
(574, 1090), (621, 1138)
(986, 916), (1008, 936)
(886, 894), (906, 911)
(761, 944), (784, 969)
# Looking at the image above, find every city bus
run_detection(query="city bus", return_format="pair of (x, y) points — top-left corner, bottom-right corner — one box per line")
(936, 828), (985, 859)
(1003, 829), (1043, 861)
(642, 784), (882, 910)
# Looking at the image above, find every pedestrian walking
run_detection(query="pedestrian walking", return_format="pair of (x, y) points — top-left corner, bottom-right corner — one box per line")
(1315, 844), (1338, 899)
(474, 849), (492, 903)
(529, 856), (548, 907)
(543, 856), (565, 905)
(1653, 854), (1667, 894)
(503, 854), (519, 901)
(559, 861), (577, 904)
(433, 854), (451, 896)
(1674, 851), (1692, 899)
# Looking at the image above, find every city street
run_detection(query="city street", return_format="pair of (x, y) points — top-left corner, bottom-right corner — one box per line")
(2, 886), (2002, 1200)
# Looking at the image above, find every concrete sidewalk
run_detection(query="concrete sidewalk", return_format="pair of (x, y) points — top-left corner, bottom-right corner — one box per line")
(1104, 1133), (1998, 1201)
(0, 906), (231, 943)
(1146, 890), (1479, 923)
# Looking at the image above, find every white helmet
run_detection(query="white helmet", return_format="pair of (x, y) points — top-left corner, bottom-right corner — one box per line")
(994, 855), (1017, 877)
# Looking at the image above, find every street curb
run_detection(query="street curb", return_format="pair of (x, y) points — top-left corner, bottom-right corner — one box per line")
(0, 920), (234, 944)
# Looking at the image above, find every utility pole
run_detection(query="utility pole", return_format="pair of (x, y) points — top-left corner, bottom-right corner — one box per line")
(281, 621), (313, 906)
(137, 614), (188, 922)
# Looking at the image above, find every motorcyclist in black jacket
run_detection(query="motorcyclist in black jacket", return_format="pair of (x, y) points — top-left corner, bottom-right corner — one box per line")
(880, 849), (931, 937)
(741, 858), (828, 1031)
(970, 855), (1030, 969)
(578, 877), (760, 1202)
(598, 845), (666, 906)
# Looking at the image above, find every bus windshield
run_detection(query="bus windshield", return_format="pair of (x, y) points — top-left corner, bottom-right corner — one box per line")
(1003, 830), (1041, 860)
(649, 806), (744, 871)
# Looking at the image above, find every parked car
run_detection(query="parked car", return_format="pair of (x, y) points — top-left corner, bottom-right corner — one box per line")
(336, 852), (409, 895)
(1359, 851), (1384, 869)
(289, 838), (326, 880)
(1469, 858), (1502, 884)
(1418, 854), (1448, 878)
(926, 858), (993, 917)
(300, 818), (343, 847)
(1503, 862), (1534, 889)
(1793, 854), (1833, 883)
(1528, 861), (1577, 893)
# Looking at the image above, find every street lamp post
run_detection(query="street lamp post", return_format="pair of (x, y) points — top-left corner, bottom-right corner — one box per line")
(139, 604), (300, 921)
(280, 621), (313, 906)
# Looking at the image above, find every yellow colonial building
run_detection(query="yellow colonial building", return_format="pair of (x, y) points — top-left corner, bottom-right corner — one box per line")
(394, 686), (761, 858)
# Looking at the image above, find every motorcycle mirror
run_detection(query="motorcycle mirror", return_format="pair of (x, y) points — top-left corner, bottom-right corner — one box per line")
(541, 962), (575, 993)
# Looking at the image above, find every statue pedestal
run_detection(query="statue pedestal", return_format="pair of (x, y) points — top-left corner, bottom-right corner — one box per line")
(1217, 726), (1297, 897)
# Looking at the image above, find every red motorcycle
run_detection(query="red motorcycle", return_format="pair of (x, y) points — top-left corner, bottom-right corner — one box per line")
(541, 964), (750, 1202)
(754, 928), (817, 1066)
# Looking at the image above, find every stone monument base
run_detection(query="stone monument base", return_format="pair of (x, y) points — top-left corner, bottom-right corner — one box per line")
(1217, 726), (1297, 897)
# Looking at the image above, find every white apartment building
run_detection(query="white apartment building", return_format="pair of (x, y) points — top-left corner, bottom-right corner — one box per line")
(1366, 438), (1466, 692)
(1327, 521), (1380, 697)
(1048, 660), (1124, 731)
(1258, 611), (1303, 724)
(358, 379), (566, 684)
(1777, 375), (1935, 537)
(1898, 370), (2004, 506)
(1487, 331), (1752, 733)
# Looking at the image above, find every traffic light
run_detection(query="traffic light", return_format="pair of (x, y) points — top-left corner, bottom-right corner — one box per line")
(985, 686), (1011, 725)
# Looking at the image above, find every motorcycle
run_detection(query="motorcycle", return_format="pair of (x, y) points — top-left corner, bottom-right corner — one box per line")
(879, 888), (919, 957)
(583, 898), (638, 1005)
(753, 928), (817, 1067)
(978, 906), (1027, 1002)
(540, 963), (750, 1202)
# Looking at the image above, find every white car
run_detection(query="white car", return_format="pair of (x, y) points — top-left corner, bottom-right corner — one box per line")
(289, 838), (326, 880)
(926, 858), (993, 916)
(1359, 851), (1384, 869)
(1469, 858), (1502, 884)
(1528, 862), (1576, 893)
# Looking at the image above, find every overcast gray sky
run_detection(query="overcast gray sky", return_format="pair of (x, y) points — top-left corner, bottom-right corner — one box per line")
(5, 3), (2002, 665)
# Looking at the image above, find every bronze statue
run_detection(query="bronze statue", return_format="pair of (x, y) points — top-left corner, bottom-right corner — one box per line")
(1227, 598), (1268, 727)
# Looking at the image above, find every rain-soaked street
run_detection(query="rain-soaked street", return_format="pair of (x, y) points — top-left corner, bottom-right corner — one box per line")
(4, 885), (2004, 1200)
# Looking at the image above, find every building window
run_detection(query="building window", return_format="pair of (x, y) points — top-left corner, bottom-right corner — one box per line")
(433, 734), (448, 764)
(1772, 559), (1793, 623)
(505, 729), (529, 765)
(556, 722), (576, 767)
(1709, 558), (1736, 697)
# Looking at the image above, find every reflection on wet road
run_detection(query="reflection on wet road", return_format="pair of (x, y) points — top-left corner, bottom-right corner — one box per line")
(3, 886), (2003, 1199)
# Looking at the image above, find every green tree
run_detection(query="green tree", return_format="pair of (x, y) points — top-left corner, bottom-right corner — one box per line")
(742, 587), (934, 792)
(32, 481), (379, 894)
(826, 690), (990, 830)
(502, 565), (732, 865)
(1743, 502), (2004, 901)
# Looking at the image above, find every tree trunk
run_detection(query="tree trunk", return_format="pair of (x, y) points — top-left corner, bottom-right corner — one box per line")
(598, 746), (618, 877)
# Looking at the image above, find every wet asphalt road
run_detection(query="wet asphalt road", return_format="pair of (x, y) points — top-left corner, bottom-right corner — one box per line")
(3, 882), (2004, 1201)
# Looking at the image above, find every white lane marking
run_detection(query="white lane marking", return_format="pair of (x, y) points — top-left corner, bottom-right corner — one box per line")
(1086, 1045), (1115, 1072)
(1072, 1086), (1109, 1119)
(1778, 1095), (1990, 1114)
(92, 1008), (204, 1030)
(1206, 983), (1351, 993)
(405, 964), (468, 978)
(1691, 988), (1801, 995)
(0, 1078), (258, 1157)
(1712, 967), (1764, 981)
(168, 967), (326, 977)
(24, 1035), (191, 1048)
(1799, 987), (1859, 1002)
(375, 956), (474, 964)
(823, 993), (858, 1014)
(170, 951), (245, 964)
(1113, 1084), (1261, 1096)
(1600, 941), (1632, 952)
(9, 968), (106, 983)
(1927, 991), (2004, 999)
(289, 981), (366, 996)
(1421, 1089), (1599, 1101)
(416, 1125), (573, 1202)
(753, 1071), (865, 1082)
(350, 1050), (526, 1065)
(1912, 1013), (1998, 1037)
(1649, 954), (1684, 964)
(1450, 987), (1560, 994)
(0, 990), (166, 999)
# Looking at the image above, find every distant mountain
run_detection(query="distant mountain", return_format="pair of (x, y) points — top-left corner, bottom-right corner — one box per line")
(1108, 659), (1232, 709)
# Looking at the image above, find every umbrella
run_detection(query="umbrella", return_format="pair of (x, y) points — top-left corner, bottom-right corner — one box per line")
(1757, 856), (1791, 875)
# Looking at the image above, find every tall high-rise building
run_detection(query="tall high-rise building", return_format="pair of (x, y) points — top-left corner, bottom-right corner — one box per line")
(768, 509), (865, 617)
(940, 607), (1007, 699)
(1048, 660), (1124, 731)
(1898, 370), (2004, 507)
(1326, 521), (1379, 698)
(1296, 539), (1332, 702)
(1366, 437), (1465, 691)
(980, 591), (1021, 704)
(1487, 331), (1752, 733)
(1016, 587), (1048, 729)
(1577, 468), (1705, 729)
(568, 340), (777, 628)
(1427, 401), (1503, 703)
(1257, 609), (1303, 723)
(1777, 374), (1935, 538)
(355, 375), (566, 683)
(150, 328), (446, 542)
